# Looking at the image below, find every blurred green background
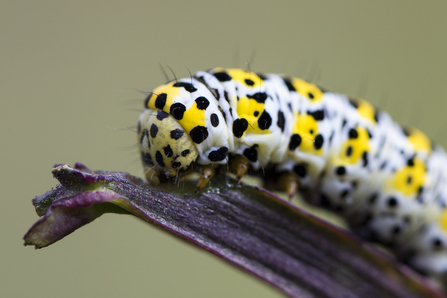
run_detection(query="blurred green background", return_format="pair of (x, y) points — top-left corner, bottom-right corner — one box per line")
(2, 1), (446, 297)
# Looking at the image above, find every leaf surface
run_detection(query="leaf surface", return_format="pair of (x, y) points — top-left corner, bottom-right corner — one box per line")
(24, 163), (445, 298)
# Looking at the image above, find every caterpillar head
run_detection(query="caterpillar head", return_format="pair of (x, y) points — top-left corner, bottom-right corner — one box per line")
(138, 108), (199, 184)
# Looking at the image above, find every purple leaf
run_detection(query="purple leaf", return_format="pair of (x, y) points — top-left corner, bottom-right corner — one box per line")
(24, 163), (446, 298)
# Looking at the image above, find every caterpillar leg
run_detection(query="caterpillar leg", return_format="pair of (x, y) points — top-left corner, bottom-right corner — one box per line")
(144, 168), (161, 186)
(195, 164), (215, 193)
(229, 154), (250, 181)
(277, 171), (298, 201)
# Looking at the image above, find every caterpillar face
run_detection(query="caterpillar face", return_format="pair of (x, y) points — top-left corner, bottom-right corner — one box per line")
(138, 67), (447, 284)
(138, 108), (199, 183)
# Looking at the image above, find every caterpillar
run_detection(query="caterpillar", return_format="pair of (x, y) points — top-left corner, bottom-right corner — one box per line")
(137, 67), (447, 283)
